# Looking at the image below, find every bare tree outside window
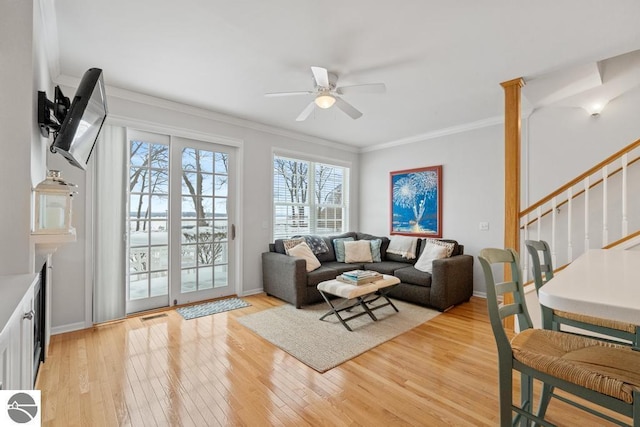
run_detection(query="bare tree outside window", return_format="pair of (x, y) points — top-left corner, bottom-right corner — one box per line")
(273, 155), (347, 239)
(130, 142), (168, 232)
(274, 158), (308, 228)
(181, 148), (228, 266)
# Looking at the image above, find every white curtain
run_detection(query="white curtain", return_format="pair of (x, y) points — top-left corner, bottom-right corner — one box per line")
(92, 125), (127, 323)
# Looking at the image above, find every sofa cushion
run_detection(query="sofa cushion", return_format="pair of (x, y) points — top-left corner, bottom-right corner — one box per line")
(387, 235), (419, 259)
(418, 238), (461, 257)
(292, 235), (329, 255)
(306, 266), (340, 287)
(423, 239), (455, 258)
(344, 240), (373, 263)
(282, 237), (306, 254)
(369, 239), (382, 262)
(394, 266), (432, 288)
(415, 241), (448, 273)
(315, 236), (336, 263)
(322, 261), (365, 274)
(287, 242), (321, 272)
(355, 233), (390, 259)
(364, 261), (412, 275)
(332, 237), (354, 262)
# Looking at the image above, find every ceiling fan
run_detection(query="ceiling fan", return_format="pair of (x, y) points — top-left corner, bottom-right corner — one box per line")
(265, 66), (386, 121)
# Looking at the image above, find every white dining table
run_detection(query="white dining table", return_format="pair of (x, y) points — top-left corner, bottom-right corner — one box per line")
(538, 249), (640, 326)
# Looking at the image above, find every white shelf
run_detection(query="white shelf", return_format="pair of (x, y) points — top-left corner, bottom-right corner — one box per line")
(31, 229), (77, 255)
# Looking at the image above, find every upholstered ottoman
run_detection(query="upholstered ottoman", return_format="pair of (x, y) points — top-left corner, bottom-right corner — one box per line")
(317, 274), (400, 331)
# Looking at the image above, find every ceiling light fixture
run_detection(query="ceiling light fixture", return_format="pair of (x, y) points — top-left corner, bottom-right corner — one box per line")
(315, 93), (336, 109)
(584, 101), (608, 116)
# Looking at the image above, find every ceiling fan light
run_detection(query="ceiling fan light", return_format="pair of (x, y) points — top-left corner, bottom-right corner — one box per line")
(315, 94), (335, 109)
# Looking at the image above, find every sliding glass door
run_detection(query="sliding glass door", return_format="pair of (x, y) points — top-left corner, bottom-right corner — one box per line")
(126, 131), (236, 314)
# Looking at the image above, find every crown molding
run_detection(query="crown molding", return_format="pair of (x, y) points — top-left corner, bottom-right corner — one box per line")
(54, 74), (359, 154)
(362, 116), (504, 153)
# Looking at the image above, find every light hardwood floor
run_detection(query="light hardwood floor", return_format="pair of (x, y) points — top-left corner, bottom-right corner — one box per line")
(37, 295), (625, 426)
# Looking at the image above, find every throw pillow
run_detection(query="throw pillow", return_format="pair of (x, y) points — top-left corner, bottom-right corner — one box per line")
(424, 238), (455, 258)
(333, 237), (354, 262)
(414, 242), (448, 273)
(344, 240), (373, 263)
(287, 242), (321, 272)
(387, 235), (418, 259)
(282, 237), (305, 254)
(369, 239), (382, 262)
(303, 235), (329, 255)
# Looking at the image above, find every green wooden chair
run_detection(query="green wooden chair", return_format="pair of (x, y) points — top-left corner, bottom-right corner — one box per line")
(479, 247), (640, 427)
(525, 240), (639, 347)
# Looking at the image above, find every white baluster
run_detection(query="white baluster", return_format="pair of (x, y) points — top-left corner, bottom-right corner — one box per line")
(567, 187), (573, 262)
(622, 154), (628, 237)
(522, 221), (528, 282)
(536, 206), (542, 240)
(551, 197), (557, 268)
(584, 176), (590, 250)
(602, 165), (608, 246)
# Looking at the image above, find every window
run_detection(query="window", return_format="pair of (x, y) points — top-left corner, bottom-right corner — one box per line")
(273, 154), (348, 239)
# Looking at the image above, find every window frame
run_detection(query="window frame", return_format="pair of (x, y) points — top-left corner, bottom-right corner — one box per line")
(272, 152), (350, 240)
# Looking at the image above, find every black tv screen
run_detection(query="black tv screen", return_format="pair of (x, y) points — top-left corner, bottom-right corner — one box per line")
(51, 68), (108, 170)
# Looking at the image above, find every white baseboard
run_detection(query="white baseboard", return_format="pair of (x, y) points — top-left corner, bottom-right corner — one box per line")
(51, 321), (86, 336)
(472, 290), (487, 299)
(240, 288), (264, 297)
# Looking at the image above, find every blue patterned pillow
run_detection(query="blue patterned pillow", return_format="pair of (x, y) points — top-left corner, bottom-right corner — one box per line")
(332, 237), (354, 262)
(369, 239), (382, 262)
(304, 235), (329, 255)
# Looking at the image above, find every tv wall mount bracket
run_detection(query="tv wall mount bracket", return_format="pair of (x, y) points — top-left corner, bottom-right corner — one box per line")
(37, 86), (70, 152)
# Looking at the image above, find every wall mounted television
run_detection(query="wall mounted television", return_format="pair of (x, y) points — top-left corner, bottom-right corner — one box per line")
(38, 68), (108, 170)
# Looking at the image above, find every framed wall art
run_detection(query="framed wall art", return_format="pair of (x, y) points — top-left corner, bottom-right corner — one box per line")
(390, 165), (442, 237)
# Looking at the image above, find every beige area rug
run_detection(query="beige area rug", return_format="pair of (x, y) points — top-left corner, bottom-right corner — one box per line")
(236, 299), (440, 373)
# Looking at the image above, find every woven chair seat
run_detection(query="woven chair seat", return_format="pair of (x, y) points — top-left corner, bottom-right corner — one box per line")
(553, 309), (637, 334)
(511, 328), (640, 404)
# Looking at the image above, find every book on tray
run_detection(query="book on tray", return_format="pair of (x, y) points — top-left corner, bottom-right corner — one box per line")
(342, 270), (379, 279)
(337, 270), (382, 285)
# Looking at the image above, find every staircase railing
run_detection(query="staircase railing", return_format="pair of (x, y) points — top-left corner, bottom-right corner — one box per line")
(519, 137), (640, 280)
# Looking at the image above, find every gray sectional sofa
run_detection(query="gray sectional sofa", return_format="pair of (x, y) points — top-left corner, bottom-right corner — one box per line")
(261, 232), (473, 311)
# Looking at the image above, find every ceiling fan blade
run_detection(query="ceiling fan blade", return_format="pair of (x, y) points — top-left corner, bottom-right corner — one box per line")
(334, 96), (363, 119)
(311, 66), (330, 88)
(336, 83), (386, 95)
(265, 91), (313, 97)
(295, 101), (316, 121)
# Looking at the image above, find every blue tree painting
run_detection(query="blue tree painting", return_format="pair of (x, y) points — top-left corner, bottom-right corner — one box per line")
(390, 165), (442, 237)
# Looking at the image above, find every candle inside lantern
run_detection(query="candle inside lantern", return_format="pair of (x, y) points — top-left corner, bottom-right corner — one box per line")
(45, 206), (65, 229)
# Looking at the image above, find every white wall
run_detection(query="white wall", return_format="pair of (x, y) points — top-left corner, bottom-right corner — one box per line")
(359, 125), (505, 295)
(47, 90), (360, 331)
(525, 87), (640, 204)
(0, 0), (50, 276)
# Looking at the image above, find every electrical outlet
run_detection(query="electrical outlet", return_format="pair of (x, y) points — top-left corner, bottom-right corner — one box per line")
(479, 222), (490, 231)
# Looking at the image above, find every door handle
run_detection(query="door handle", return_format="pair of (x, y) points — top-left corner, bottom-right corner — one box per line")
(23, 310), (35, 320)
(231, 224), (236, 240)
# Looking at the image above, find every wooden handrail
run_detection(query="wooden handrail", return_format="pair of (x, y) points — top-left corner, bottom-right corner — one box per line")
(521, 154), (640, 228)
(520, 137), (640, 218)
(523, 231), (640, 287)
(603, 229), (640, 249)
